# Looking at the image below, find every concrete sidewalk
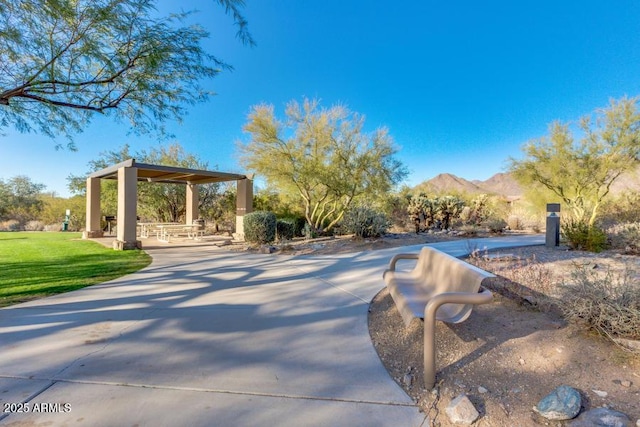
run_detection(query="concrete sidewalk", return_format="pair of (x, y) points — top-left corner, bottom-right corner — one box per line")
(0, 235), (542, 426)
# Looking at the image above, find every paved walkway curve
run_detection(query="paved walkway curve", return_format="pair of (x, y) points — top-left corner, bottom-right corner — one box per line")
(0, 235), (543, 426)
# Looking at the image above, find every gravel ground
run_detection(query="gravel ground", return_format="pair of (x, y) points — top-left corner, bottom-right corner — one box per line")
(369, 243), (640, 426)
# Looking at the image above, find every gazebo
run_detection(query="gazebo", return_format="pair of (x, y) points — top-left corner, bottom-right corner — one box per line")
(82, 159), (253, 249)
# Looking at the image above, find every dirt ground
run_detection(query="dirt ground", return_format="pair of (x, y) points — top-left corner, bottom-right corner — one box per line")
(237, 232), (640, 426)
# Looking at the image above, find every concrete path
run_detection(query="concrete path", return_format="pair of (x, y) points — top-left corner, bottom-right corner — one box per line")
(0, 235), (542, 426)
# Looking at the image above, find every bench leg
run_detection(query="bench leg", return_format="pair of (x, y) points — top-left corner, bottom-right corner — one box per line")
(424, 312), (438, 390)
(423, 289), (494, 390)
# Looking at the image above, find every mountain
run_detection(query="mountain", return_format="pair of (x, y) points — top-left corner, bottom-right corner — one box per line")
(413, 173), (485, 195)
(416, 168), (640, 200)
(473, 173), (522, 198)
(414, 172), (523, 199)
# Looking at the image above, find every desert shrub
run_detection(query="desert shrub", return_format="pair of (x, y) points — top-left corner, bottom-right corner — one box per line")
(560, 266), (640, 341)
(562, 220), (608, 252)
(507, 215), (523, 231)
(437, 196), (465, 230)
(44, 223), (62, 232)
(342, 206), (390, 239)
(24, 220), (45, 231)
(462, 194), (492, 225)
(600, 191), (640, 226)
(243, 211), (276, 244)
(380, 192), (411, 231)
(276, 218), (296, 241)
(0, 220), (21, 231)
(607, 222), (640, 254)
(457, 224), (480, 236)
(486, 218), (507, 233)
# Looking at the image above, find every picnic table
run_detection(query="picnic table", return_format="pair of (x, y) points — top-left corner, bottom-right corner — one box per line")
(137, 222), (179, 239)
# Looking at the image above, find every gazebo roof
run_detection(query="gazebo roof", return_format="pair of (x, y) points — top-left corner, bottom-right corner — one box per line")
(89, 159), (247, 185)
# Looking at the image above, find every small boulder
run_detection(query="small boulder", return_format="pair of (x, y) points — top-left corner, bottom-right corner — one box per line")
(568, 408), (632, 427)
(260, 245), (276, 254)
(593, 389), (609, 398)
(446, 394), (480, 425)
(533, 385), (581, 421)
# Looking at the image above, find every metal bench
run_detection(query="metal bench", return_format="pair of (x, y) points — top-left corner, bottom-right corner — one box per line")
(382, 246), (494, 389)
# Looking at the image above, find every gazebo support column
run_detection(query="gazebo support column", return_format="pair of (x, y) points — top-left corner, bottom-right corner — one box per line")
(186, 184), (199, 225)
(235, 177), (253, 240)
(114, 166), (141, 250)
(83, 177), (103, 239)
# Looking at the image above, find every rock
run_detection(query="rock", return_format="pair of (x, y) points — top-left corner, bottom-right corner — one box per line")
(478, 386), (488, 394)
(621, 380), (632, 388)
(593, 389), (609, 398)
(636, 419), (640, 427)
(402, 373), (413, 387)
(445, 394), (480, 425)
(533, 385), (581, 421)
(260, 245), (276, 254)
(568, 408), (632, 427)
(519, 358), (526, 365)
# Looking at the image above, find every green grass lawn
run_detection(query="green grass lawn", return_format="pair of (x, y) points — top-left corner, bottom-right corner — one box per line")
(0, 232), (152, 307)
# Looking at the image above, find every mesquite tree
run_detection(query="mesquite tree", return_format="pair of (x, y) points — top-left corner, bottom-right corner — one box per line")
(0, 0), (251, 148)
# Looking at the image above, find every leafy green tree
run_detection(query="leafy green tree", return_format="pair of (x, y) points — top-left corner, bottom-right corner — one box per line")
(509, 97), (640, 226)
(39, 194), (86, 230)
(0, 175), (46, 224)
(0, 0), (251, 148)
(239, 98), (408, 233)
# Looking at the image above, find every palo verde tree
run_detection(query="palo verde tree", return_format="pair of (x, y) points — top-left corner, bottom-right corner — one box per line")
(0, 0), (252, 149)
(239, 98), (408, 233)
(509, 97), (640, 226)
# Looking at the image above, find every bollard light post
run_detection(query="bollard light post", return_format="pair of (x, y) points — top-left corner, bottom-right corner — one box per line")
(545, 203), (560, 248)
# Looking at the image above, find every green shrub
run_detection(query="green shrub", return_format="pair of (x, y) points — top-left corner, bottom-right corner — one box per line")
(280, 216), (306, 237)
(276, 218), (296, 241)
(562, 220), (607, 252)
(342, 206), (390, 239)
(607, 222), (640, 254)
(560, 266), (640, 341)
(243, 211), (276, 244)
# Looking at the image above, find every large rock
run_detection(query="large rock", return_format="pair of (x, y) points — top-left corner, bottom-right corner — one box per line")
(533, 385), (582, 421)
(445, 394), (480, 425)
(568, 408), (632, 427)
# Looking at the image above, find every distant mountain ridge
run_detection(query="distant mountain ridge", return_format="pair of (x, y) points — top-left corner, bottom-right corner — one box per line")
(415, 169), (640, 199)
(414, 172), (523, 199)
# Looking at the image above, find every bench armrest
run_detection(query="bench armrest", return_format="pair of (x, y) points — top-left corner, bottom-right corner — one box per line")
(388, 253), (420, 271)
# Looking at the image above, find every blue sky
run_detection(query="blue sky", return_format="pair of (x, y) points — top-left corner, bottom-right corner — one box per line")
(2, 0), (640, 197)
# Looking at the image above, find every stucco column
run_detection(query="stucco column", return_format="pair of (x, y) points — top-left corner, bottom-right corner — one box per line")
(185, 184), (199, 225)
(83, 177), (103, 239)
(235, 177), (253, 239)
(114, 166), (141, 250)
